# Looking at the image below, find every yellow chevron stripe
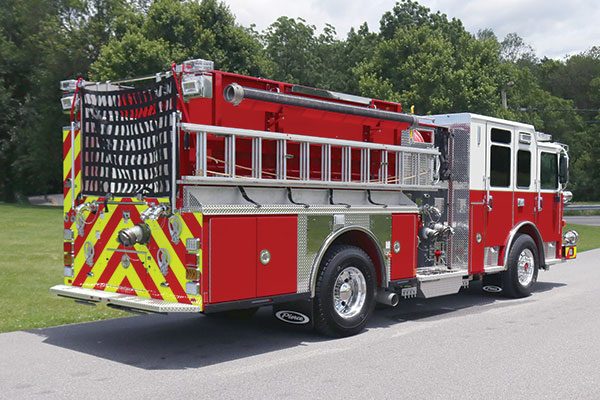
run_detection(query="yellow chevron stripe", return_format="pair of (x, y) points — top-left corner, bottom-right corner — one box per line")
(62, 128), (81, 213)
(71, 197), (203, 309)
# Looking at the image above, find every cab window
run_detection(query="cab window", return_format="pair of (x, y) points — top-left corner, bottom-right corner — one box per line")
(516, 150), (531, 188)
(490, 128), (512, 188)
(540, 152), (558, 190)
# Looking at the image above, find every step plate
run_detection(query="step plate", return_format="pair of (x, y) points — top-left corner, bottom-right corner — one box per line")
(416, 272), (465, 298)
(50, 285), (201, 313)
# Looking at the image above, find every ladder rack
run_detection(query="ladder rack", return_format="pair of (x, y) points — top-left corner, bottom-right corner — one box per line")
(179, 122), (441, 192)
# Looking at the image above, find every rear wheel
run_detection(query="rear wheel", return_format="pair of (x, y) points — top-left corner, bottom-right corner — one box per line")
(314, 245), (376, 337)
(501, 234), (539, 298)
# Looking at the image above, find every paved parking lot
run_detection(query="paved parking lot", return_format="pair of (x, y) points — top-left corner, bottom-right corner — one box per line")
(1, 250), (599, 400)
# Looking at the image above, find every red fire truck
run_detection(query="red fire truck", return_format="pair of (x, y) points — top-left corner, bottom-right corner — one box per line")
(52, 58), (579, 337)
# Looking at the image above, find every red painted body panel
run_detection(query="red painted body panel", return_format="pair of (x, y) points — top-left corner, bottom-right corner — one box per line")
(537, 193), (562, 244)
(469, 197), (486, 274)
(256, 216), (298, 297)
(205, 215), (298, 304)
(514, 192), (536, 225)
(390, 214), (418, 280)
(180, 71), (411, 181)
(469, 189), (562, 270)
(208, 216), (257, 303)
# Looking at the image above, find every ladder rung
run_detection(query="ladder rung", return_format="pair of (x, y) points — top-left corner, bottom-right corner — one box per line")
(321, 144), (331, 182)
(224, 135), (235, 176)
(380, 150), (388, 183)
(196, 131), (207, 177)
(276, 139), (287, 180)
(360, 148), (370, 183)
(300, 142), (310, 181)
(252, 137), (262, 179)
(342, 146), (351, 182)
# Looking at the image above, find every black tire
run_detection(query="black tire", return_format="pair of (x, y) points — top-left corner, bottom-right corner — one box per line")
(314, 245), (376, 337)
(501, 234), (539, 298)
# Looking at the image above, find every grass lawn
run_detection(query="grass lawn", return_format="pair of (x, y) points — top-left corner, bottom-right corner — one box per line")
(0, 203), (126, 333)
(565, 223), (600, 252)
(0, 204), (599, 333)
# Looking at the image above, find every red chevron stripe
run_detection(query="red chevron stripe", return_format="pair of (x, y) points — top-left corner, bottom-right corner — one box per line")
(72, 202), (125, 286)
(116, 277), (135, 295)
(92, 244), (124, 290)
(128, 251), (163, 299)
(129, 209), (190, 304)
(181, 212), (203, 237)
(91, 203), (162, 299)
(63, 132), (71, 157)
(63, 152), (82, 187)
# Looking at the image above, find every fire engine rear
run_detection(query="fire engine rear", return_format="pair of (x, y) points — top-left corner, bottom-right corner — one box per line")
(52, 59), (579, 337)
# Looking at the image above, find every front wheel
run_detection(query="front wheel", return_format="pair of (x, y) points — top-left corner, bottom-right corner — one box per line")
(314, 245), (376, 337)
(501, 234), (539, 298)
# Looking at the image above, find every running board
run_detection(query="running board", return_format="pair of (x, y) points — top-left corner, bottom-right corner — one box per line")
(416, 270), (467, 298)
(50, 285), (201, 313)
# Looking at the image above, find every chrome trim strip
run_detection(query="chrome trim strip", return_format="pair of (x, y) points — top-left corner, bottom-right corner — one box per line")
(483, 265), (506, 274)
(178, 176), (440, 192)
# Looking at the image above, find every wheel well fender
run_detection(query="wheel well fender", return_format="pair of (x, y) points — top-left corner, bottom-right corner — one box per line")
(309, 226), (386, 297)
(503, 222), (545, 267)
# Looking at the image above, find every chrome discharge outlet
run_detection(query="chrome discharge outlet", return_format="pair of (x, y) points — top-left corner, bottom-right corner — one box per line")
(375, 290), (399, 307)
(117, 223), (151, 247)
(141, 204), (169, 221)
(75, 201), (99, 214)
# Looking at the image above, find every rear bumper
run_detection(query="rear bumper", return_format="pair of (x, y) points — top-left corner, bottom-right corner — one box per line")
(50, 285), (201, 313)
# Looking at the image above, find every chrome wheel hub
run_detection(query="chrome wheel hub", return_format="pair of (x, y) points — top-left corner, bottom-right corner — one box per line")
(333, 266), (367, 319)
(517, 248), (535, 286)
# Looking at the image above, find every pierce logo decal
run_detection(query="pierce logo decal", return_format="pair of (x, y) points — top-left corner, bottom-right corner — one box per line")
(275, 310), (310, 324)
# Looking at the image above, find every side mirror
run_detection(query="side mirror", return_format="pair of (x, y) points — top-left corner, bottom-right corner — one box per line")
(559, 154), (569, 184)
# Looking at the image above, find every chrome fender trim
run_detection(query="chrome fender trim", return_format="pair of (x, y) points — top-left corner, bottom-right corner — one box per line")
(309, 225), (387, 297)
(502, 221), (545, 268)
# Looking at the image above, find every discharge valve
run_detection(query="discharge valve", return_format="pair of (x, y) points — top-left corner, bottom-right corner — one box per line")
(117, 204), (169, 247)
(117, 223), (151, 247)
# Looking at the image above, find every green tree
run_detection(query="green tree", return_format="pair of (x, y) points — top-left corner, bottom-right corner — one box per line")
(91, 0), (268, 80)
(357, 1), (502, 114)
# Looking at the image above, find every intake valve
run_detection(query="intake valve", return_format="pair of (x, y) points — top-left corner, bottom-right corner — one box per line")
(117, 223), (151, 247)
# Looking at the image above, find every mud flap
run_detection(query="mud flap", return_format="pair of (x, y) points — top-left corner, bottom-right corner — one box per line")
(273, 298), (315, 331)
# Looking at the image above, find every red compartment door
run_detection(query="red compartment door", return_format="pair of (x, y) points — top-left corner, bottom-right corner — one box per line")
(256, 216), (298, 297)
(390, 214), (418, 280)
(209, 217), (257, 303)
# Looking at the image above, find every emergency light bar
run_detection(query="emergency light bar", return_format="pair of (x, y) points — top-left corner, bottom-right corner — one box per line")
(536, 131), (552, 142)
(182, 58), (214, 74)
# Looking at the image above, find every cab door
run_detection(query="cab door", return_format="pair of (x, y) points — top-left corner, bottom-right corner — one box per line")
(536, 148), (562, 254)
(484, 123), (515, 250)
(514, 132), (537, 225)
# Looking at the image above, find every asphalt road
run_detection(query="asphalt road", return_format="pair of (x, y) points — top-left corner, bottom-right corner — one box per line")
(2, 250), (600, 400)
(565, 215), (600, 226)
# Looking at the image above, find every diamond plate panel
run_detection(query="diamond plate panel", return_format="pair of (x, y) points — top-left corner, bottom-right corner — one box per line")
(448, 124), (470, 270)
(297, 214), (311, 293)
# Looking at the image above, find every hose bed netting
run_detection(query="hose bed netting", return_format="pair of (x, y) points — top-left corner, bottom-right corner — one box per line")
(80, 76), (177, 197)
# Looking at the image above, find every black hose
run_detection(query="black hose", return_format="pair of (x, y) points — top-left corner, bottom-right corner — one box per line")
(224, 83), (418, 126)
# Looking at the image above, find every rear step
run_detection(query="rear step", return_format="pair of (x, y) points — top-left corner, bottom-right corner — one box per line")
(50, 285), (201, 313)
